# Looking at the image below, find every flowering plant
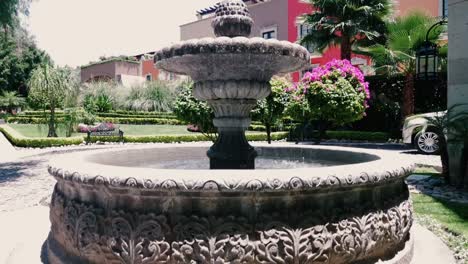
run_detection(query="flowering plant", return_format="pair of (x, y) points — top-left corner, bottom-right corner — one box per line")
(286, 59), (370, 126)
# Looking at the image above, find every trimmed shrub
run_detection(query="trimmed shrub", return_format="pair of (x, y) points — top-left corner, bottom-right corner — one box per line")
(6, 116), (183, 125)
(249, 124), (267, 131)
(288, 127), (390, 142)
(96, 112), (177, 119)
(86, 132), (289, 144)
(1, 124), (289, 147)
(0, 125), (83, 148)
(6, 116), (66, 124)
(96, 117), (184, 125)
(325, 131), (389, 141)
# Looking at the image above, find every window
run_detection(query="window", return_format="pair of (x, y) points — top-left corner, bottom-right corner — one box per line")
(262, 30), (277, 39)
(146, 74), (152, 82)
(298, 23), (315, 53)
(443, 0), (448, 18)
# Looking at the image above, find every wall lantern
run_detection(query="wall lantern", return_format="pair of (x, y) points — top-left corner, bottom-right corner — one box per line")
(415, 20), (447, 81)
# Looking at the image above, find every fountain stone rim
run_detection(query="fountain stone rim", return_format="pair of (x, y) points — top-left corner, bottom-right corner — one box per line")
(47, 144), (415, 192)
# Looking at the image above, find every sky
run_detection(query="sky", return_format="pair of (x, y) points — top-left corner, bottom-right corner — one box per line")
(26, 0), (220, 67)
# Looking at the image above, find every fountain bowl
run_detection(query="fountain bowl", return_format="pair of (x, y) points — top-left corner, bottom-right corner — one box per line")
(155, 37), (310, 82)
(46, 143), (415, 264)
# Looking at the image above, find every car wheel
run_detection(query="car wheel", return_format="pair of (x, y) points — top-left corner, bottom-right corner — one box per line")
(414, 131), (440, 155)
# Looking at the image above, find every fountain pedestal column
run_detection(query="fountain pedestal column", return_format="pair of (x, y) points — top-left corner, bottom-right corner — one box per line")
(208, 115), (257, 169)
(193, 81), (271, 169)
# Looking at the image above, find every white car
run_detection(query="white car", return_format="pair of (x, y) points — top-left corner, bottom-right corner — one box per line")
(402, 111), (446, 154)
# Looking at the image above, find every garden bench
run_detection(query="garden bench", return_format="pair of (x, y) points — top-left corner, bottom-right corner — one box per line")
(85, 123), (124, 144)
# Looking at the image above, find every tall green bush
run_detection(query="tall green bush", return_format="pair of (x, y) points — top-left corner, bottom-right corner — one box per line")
(252, 77), (290, 144)
(173, 81), (216, 141)
(0, 91), (25, 113)
(125, 81), (175, 112)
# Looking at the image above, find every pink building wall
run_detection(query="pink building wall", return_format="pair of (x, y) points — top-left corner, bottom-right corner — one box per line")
(287, 0), (371, 81)
(81, 60), (140, 83)
(179, 0), (443, 82)
(395, 0), (440, 17)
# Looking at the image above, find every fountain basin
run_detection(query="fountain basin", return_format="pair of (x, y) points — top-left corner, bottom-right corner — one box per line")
(46, 144), (414, 264)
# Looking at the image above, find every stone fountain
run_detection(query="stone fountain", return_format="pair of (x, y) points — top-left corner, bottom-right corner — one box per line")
(45, 1), (415, 263)
(155, 0), (309, 169)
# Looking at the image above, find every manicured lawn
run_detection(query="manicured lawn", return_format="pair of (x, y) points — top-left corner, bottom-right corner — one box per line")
(8, 124), (194, 137)
(118, 125), (191, 135)
(412, 193), (468, 238)
(8, 124), (80, 137)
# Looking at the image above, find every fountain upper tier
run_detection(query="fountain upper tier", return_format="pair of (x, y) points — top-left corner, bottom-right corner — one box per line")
(154, 0), (310, 81)
(155, 37), (310, 81)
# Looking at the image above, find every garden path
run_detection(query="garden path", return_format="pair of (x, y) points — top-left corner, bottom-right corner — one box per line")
(0, 125), (19, 163)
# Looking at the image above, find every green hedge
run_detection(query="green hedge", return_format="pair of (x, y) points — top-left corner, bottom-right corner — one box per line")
(0, 126), (83, 148)
(324, 131), (389, 141)
(96, 117), (184, 125)
(6, 116), (66, 124)
(249, 124), (266, 131)
(96, 113), (177, 119)
(6, 116), (183, 125)
(0, 125), (289, 147)
(112, 110), (176, 118)
(86, 132), (289, 144)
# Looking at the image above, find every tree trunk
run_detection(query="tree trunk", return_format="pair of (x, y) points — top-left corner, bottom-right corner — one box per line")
(266, 123), (272, 144)
(402, 74), (415, 118)
(463, 141), (468, 190)
(440, 139), (450, 182)
(48, 106), (58, 138)
(340, 37), (352, 61)
(314, 120), (327, 144)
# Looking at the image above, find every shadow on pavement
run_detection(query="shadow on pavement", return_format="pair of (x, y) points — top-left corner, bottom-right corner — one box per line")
(0, 160), (42, 184)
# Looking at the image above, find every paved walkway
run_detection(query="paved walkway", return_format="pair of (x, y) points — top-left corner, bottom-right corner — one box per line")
(0, 127), (20, 163)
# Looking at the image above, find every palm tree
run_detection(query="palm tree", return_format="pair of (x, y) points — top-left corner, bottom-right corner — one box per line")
(423, 105), (468, 189)
(0, 91), (25, 113)
(356, 12), (443, 117)
(301, 0), (391, 60)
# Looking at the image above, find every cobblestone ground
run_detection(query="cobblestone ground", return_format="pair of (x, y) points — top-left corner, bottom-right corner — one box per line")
(0, 145), (119, 212)
(0, 144), (443, 213)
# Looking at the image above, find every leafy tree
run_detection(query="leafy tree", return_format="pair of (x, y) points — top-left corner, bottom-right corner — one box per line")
(0, 0), (32, 33)
(356, 12), (443, 117)
(60, 66), (81, 108)
(0, 91), (25, 113)
(0, 32), (21, 91)
(173, 81), (217, 142)
(252, 77), (290, 144)
(28, 65), (69, 137)
(287, 60), (369, 142)
(0, 30), (50, 96)
(0, 0), (19, 31)
(301, 0), (391, 60)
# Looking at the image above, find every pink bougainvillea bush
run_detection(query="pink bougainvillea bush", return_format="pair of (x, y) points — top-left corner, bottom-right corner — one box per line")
(77, 122), (116, 133)
(286, 59), (370, 126)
